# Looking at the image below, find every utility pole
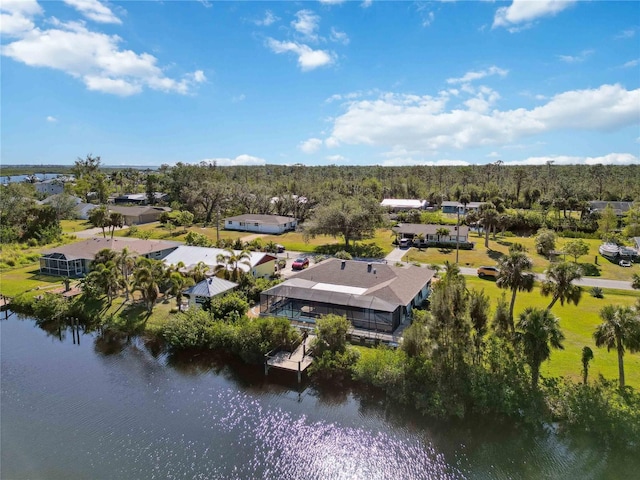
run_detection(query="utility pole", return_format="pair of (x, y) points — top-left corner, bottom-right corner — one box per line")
(456, 208), (460, 264)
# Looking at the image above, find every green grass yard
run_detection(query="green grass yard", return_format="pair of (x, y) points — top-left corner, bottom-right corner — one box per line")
(464, 276), (640, 388)
(113, 223), (247, 242)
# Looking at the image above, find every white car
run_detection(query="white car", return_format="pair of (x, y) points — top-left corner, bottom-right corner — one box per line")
(619, 259), (632, 267)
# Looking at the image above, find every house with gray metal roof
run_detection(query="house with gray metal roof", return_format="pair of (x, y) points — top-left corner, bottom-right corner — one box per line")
(260, 258), (435, 333)
(392, 223), (470, 245)
(224, 214), (297, 234)
(183, 277), (238, 308)
(39, 237), (180, 277)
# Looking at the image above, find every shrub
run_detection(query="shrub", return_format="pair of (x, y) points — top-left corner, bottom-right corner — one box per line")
(207, 292), (249, 321)
(590, 287), (604, 298)
(126, 224), (139, 237)
(535, 228), (556, 257)
(334, 250), (353, 260)
(184, 231), (212, 247)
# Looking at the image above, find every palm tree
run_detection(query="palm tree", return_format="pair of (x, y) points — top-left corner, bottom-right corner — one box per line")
(581, 346), (594, 385)
(593, 305), (640, 388)
(516, 307), (565, 389)
(496, 245), (535, 332)
(540, 262), (583, 310)
(479, 205), (499, 248)
(86, 261), (120, 304)
(435, 227), (450, 243)
(215, 248), (251, 281)
(133, 258), (165, 314)
(189, 261), (209, 283)
(116, 247), (135, 301)
(108, 211), (124, 239)
(168, 272), (194, 311)
(93, 248), (117, 266)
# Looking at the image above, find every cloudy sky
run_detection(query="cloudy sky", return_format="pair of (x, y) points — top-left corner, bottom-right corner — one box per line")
(1, 0), (639, 167)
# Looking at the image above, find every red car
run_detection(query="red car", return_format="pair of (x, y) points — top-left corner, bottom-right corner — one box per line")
(292, 257), (310, 270)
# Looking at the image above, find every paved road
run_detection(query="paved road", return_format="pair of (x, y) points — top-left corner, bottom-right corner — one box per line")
(386, 248), (637, 292)
(74, 225), (130, 238)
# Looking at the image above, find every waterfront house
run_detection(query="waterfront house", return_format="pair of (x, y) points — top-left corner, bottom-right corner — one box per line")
(224, 214), (297, 234)
(162, 245), (277, 279)
(39, 238), (180, 277)
(260, 258), (435, 333)
(183, 277), (238, 308)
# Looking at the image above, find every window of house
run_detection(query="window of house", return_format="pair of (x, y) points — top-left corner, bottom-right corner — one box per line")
(254, 223), (259, 227)
(227, 221), (232, 225)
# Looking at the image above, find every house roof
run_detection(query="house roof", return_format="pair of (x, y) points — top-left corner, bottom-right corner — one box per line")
(588, 201), (634, 215)
(263, 258), (435, 310)
(380, 199), (427, 208)
(392, 223), (469, 237)
(107, 205), (169, 217)
(224, 214), (295, 225)
(41, 237), (180, 261)
(162, 246), (276, 273)
(184, 277), (238, 298)
(441, 201), (485, 208)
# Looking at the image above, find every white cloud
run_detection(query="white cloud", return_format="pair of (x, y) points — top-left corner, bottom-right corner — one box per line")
(361, 0), (373, 7)
(325, 154), (347, 163)
(615, 27), (637, 40)
(447, 66), (508, 85)
(622, 59), (639, 68)
(319, 0), (347, 5)
(382, 158), (470, 167)
(493, 0), (576, 30)
(2, 19), (205, 96)
(503, 153), (639, 166)
(254, 10), (279, 26)
(324, 84), (639, 153)
(200, 155), (266, 167)
(231, 94), (246, 102)
(330, 27), (349, 45)
(0, 0), (42, 37)
(62, 0), (122, 25)
(558, 49), (594, 63)
(299, 138), (323, 154)
(421, 11), (435, 27)
(291, 10), (320, 40)
(46, 115), (58, 123)
(266, 38), (335, 71)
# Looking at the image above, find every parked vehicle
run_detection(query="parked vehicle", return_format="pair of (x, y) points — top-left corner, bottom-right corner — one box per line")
(619, 259), (632, 267)
(292, 257), (310, 270)
(399, 238), (410, 249)
(276, 244), (285, 253)
(477, 266), (500, 278)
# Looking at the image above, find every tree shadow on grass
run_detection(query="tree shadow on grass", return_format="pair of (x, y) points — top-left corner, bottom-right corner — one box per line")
(487, 249), (505, 262)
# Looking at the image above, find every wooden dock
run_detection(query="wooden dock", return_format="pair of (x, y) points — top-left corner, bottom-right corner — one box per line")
(265, 335), (315, 383)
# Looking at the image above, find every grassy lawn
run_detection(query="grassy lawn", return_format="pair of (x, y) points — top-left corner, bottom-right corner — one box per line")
(0, 235), (80, 271)
(0, 265), (64, 298)
(60, 219), (91, 233)
(260, 228), (395, 255)
(464, 276), (640, 388)
(113, 223), (246, 243)
(403, 233), (639, 281)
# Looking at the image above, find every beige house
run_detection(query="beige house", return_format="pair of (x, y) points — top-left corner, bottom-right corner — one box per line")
(108, 205), (170, 225)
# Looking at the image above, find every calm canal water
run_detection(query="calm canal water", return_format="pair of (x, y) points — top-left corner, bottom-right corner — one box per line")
(1, 316), (636, 480)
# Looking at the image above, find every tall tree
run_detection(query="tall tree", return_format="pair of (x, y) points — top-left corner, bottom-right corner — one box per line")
(88, 206), (109, 238)
(516, 307), (565, 389)
(593, 305), (640, 389)
(133, 258), (166, 314)
(496, 244), (535, 332)
(215, 249), (251, 281)
(108, 212), (124, 239)
(478, 203), (499, 248)
(540, 262), (583, 310)
(304, 197), (383, 249)
(116, 247), (135, 301)
(468, 288), (490, 365)
(168, 272), (194, 311)
(563, 239), (589, 263)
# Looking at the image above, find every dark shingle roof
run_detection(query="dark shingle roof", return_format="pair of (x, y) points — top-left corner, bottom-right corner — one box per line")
(268, 258), (435, 308)
(41, 237), (180, 261)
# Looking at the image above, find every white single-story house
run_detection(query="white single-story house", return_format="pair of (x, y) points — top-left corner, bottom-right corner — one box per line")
(380, 199), (429, 212)
(392, 223), (470, 245)
(183, 277), (238, 308)
(162, 245), (277, 279)
(260, 258), (435, 333)
(224, 214), (297, 234)
(441, 201), (485, 214)
(39, 238), (180, 277)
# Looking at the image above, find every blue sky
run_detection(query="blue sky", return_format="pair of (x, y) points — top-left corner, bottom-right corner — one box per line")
(1, 0), (639, 167)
